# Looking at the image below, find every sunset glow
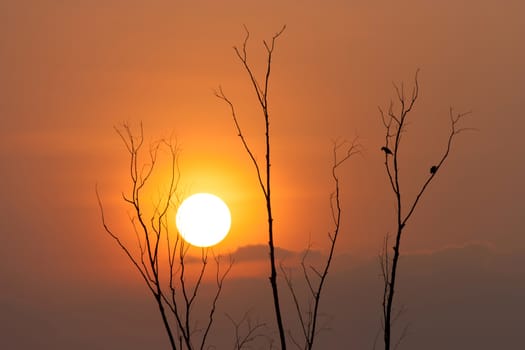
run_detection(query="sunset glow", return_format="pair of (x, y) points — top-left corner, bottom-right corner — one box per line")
(1, 0), (523, 349)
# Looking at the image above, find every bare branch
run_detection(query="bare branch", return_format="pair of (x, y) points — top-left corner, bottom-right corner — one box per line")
(280, 263), (309, 342)
(96, 185), (156, 295)
(227, 311), (269, 350)
(402, 108), (470, 226)
(200, 254), (234, 350)
(214, 87), (267, 198)
(281, 138), (359, 350)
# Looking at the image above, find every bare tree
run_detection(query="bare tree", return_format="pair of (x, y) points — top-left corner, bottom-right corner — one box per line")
(216, 25), (287, 349)
(96, 123), (232, 350)
(217, 25), (359, 350)
(378, 71), (471, 350)
(281, 139), (360, 350)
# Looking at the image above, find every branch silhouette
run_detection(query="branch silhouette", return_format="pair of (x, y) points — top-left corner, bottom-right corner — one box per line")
(378, 71), (471, 350)
(97, 123), (232, 350)
(281, 138), (360, 350)
(216, 25), (287, 349)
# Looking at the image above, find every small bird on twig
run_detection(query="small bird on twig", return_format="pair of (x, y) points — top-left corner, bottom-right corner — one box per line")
(381, 146), (393, 155)
(430, 165), (438, 174)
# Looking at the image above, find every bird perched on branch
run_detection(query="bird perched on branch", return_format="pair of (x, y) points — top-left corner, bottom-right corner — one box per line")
(381, 146), (393, 155)
(430, 165), (438, 174)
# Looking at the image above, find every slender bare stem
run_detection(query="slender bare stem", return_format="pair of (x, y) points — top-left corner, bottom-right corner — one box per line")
(281, 138), (360, 350)
(217, 25), (287, 349)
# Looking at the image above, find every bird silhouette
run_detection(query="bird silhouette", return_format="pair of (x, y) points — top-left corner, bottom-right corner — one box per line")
(381, 146), (392, 155)
(430, 165), (438, 174)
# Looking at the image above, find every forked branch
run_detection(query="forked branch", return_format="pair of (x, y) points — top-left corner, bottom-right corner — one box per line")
(282, 138), (361, 350)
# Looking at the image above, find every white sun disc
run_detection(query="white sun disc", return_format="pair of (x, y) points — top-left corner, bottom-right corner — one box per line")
(175, 193), (231, 247)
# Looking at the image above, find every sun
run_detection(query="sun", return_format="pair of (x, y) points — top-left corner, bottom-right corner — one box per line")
(175, 193), (232, 247)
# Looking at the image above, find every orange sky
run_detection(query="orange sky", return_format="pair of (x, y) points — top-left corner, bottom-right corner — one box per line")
(1, 0), (524, 348)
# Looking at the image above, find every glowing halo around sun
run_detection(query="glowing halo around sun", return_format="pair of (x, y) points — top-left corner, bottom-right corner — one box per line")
(175, 193), (232, 247)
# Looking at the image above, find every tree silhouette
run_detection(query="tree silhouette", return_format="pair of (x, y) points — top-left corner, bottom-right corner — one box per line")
(377, 71), (471, 350)
(96, 123), (232, 350)
(217, 26), (359, 350)
(216, 25), (288, 349)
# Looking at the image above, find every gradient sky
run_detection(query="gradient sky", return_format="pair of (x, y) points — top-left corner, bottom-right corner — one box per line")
(1, 0), (524, 349)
